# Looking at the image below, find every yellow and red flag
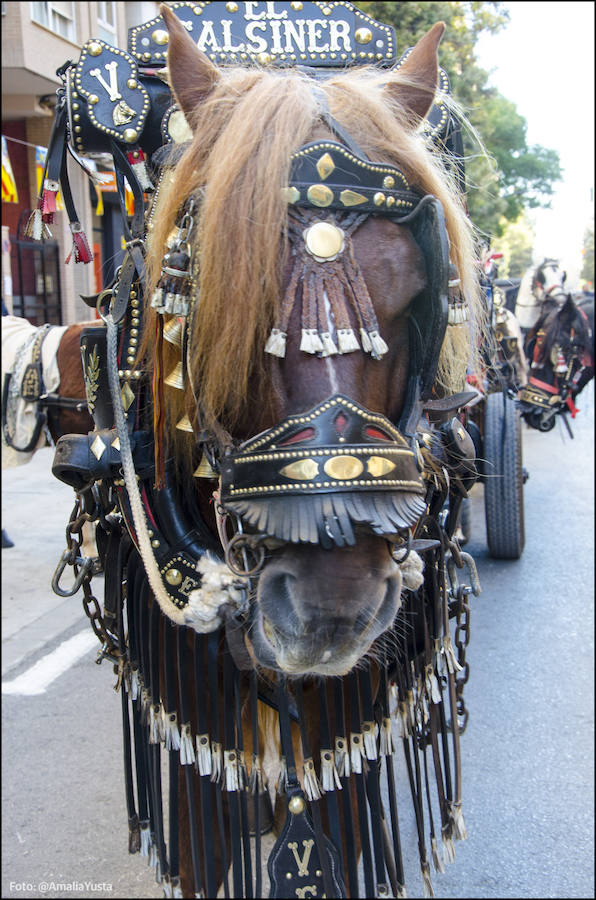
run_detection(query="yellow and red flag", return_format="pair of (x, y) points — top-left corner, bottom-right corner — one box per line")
(2, 136), (18, 203)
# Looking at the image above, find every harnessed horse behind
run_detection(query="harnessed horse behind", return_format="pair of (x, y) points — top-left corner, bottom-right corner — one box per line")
(37, 3), (486, 896)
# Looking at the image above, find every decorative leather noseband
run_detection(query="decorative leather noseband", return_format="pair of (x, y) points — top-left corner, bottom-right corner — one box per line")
(220, 394), (426, 548)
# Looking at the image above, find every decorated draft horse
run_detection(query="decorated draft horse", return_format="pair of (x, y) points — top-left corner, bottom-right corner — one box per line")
(518, 291), (593, 434)
(40, 3), (486, 897)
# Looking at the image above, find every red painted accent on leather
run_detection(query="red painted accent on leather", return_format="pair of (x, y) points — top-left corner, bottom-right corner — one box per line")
(529, 376), (559, 394)
(277, 427), (316, 446)
(334, 412), (348, 434)
(365, 426), (392, 441)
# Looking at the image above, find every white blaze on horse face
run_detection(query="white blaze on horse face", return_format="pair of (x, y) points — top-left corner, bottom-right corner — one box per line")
(322, 289), (340, 394)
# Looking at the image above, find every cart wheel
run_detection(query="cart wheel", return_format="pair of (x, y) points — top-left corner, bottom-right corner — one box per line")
(483, 392), (525, 559)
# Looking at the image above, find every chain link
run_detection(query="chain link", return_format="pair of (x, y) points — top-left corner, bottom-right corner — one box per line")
(52, 494), (121, 663)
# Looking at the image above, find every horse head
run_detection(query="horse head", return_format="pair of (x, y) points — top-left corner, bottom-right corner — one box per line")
(532, 258), (567, 303)
(144, 6), (480, 676)
(520, 292), (594, 429)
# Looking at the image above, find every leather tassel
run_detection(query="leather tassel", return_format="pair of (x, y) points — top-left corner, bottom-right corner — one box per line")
(320, 750), (342, 791)
(127, 149), (153, 192)
(443, 635), (463, 674)
(379, 717), (394, 756)
(264, 328), (287, 358)
(421, 860), (434, 898)
(195, 734), (212, 776)
(41, 178), (59, 218)
(149, 703), (165, 744)
(139, 821), (151, 857)
(451, 802), (468, 841)
(179, 722), (196, 766)
(431, 836), (445, 873)
(334, 736), (350, 777)
(349, 732), (367, 774)
(25, 207), (43, 241)
(249, 754), (265, 794)
(130, 666), (139, 701)
(337, 327), (360, 353)
(362, 721), (378, 760)
(368, 329), (389, 359)
(320, 331), (338, 356)
(210, 742), (223, 784)
(223, 749), (240, 791)
(398, 701), (411, 738)
(299, 328), (324, 354)
(425, 664), (442, 705)
(359, 327), (373, 353)
(442, 824), (456, 865)
(65, 223), (93, 264)
(172, 877), (183, 898)
(162, 875), (173, 899)
(164, 711), (181, 751)
(303, 757), (322, 801)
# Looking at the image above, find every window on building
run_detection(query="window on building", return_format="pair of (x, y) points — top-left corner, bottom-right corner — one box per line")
(31, 2), (76, 41)
(97, 1), (117, 45)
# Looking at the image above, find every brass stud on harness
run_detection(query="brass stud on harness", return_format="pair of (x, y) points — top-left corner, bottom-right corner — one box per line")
(288, 796), (305, 815)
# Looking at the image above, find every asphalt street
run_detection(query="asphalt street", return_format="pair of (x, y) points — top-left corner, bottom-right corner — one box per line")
(1, 382), (593, 899)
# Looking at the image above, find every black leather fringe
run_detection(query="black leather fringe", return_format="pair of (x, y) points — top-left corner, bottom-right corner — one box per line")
(109, 537), (466, 898)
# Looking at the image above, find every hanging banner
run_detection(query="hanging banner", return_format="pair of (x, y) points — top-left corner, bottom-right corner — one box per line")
(1, 136), (19, 203)
(95, 171), (134, 216)
(35, 145), (65, 210)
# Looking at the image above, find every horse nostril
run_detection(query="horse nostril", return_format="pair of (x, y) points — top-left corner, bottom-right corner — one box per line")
(263, 616), (278, 647)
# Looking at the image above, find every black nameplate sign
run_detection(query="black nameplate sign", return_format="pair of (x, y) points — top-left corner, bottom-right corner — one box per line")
(128, 1), (397, 69)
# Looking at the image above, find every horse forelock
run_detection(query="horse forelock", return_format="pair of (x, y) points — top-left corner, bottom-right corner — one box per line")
(143, 64), (481, 452)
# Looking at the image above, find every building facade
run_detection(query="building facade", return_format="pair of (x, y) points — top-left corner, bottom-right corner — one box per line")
(2, 1), (159, 325)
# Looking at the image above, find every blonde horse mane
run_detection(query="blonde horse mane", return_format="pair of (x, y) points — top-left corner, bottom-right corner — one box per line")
(142, 63), (483, 443)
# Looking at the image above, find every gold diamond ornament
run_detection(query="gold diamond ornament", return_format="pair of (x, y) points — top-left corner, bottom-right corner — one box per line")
(316, 152), (335, 180)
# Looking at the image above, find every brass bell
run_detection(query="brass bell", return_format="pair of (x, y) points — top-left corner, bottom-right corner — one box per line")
(163, 316), (184, 348)
(193, 453), (217, 479)
(164, 360), (185, 390)
(176, 414), (194, 433)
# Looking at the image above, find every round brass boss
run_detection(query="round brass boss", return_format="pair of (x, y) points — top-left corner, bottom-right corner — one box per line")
(304, 221), (345, 260)
(165, 569), (182, 586)
(324, 455), (364, 480)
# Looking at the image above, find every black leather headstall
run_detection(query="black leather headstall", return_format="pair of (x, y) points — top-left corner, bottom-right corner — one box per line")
(286, 140), (422, 215)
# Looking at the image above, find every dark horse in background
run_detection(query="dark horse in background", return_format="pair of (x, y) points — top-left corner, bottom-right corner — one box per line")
(519, 290), (594, 432)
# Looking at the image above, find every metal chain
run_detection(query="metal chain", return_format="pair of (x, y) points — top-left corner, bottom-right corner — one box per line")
(453, 584), (472, 732)
(52, 494), (121, 664)
(445, 544), (480, 734)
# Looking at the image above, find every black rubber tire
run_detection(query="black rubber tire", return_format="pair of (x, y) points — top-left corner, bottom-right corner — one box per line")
(483, 392), (525, 559)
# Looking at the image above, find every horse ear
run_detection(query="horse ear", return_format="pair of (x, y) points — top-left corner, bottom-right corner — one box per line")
(385, 22), (445, 123)
(160, 3), (219, 125)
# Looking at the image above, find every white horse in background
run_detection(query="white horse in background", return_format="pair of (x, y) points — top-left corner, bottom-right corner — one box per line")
(515, 258), (567, 331)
